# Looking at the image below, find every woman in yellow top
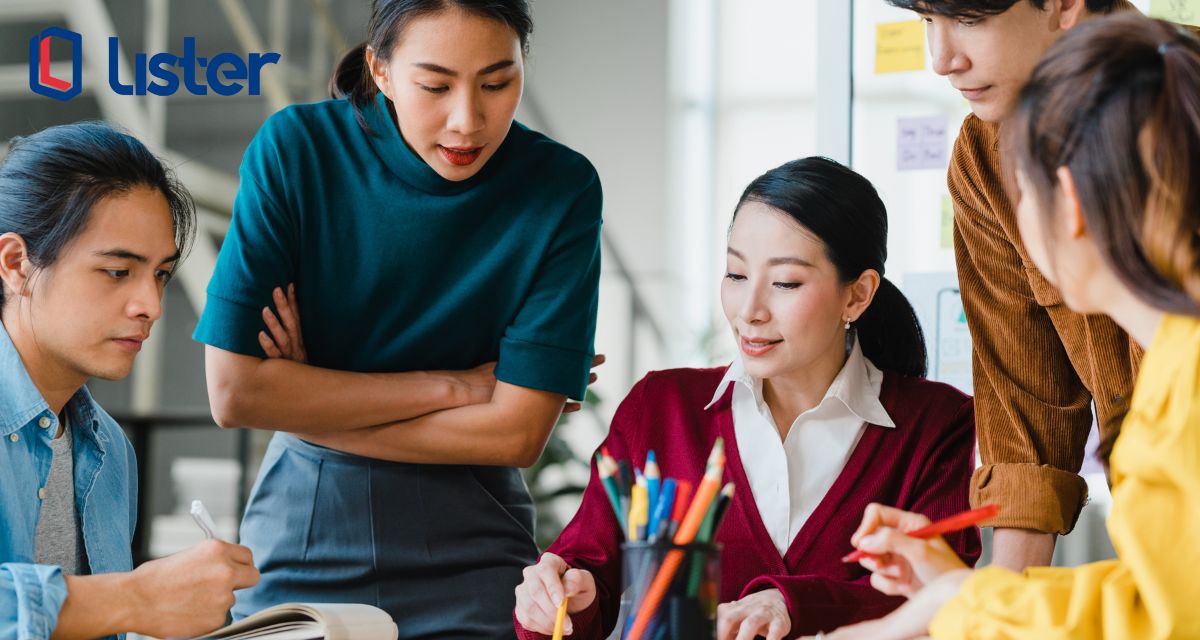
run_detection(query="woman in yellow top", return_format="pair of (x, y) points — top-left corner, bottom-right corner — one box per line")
(821, 12), (1200, 640)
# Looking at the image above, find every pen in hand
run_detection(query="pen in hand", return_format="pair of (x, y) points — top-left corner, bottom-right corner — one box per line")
(190, 499), (222, 541)
(843, 503), (1000, 563)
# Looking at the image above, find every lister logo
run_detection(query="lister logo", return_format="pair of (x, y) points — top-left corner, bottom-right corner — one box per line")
(29, 27), (281, 100)
(29, 27), (82, 101)
(109, 37), (281, 96)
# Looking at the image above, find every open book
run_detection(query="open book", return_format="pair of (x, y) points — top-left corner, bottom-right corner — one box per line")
(197, 603), (397, 640)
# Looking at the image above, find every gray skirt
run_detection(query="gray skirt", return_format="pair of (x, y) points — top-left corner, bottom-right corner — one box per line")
(234, 432), (537, 639)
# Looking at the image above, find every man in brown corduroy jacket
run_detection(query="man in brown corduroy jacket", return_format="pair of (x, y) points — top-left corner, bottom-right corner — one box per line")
(882, 0), (1144, 572)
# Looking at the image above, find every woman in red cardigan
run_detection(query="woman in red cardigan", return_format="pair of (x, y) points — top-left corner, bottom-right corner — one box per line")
(513, 157), (980, 640)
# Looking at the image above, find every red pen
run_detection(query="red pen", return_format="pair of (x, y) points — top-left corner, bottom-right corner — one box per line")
(843, 504), (1000, 563)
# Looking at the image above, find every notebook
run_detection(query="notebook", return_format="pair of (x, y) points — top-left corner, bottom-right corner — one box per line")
(196, 603), (398, 640)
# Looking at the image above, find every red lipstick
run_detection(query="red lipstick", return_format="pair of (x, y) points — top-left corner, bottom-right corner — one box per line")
(438, 145), (483, 167)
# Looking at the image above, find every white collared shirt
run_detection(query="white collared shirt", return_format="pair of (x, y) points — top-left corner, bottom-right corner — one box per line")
(705, 337), (896, 555)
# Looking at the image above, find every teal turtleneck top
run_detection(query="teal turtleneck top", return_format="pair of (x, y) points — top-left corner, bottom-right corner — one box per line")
(194, 92), (602, 399)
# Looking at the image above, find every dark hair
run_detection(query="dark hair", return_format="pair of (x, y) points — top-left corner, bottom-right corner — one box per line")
(733, 157), (928, 378)
(0, 121), (195, 310)
(1010, 13), (1200, 317)
(884, 0), (1121, 19)
(331, 0), (533, 131)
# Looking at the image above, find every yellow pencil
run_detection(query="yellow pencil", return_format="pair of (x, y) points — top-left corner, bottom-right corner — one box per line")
(552, 595), (569, 640)
(627, 482), (647, 541)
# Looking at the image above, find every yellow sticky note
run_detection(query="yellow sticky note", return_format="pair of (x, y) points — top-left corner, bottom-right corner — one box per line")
(876, 20), (925, 74)
(1150, 0), (1200, 26)
(941, 194), (954, 249)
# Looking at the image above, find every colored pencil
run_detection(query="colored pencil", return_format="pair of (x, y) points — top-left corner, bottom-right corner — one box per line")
(648, 478), (677, 543)
(645, 450), (661, 534)
(667, 480), (693, 540)
(687, 482), (735, 597)
(552, 595), (568, 640)
(625, 439), (725, 640)
(596, 452), (626, 531)
(628, 481), (648, 541)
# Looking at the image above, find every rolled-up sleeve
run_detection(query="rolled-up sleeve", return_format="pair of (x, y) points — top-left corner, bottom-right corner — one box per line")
(0, 564), (68, 640)
(949, 116), (1098, 535)
(495, 169), (602, 401)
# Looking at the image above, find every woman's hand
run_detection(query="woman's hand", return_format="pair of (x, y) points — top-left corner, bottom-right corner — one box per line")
(441, 353), (606, 412)
(716, 588), (791, 640)
(514, 553), (597, 636)
(440, 361), (499, 407)
(809, 503), (974, 640)
(849, 504), (968, 597)
(259, 284), (307, 363)
(563, 354), (606, 413)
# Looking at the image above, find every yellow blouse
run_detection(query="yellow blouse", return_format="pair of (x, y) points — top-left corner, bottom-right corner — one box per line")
(930, 314), (1200, 639)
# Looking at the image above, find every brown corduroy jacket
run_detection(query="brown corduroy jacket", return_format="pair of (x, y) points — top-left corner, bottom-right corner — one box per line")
(949, 115), (1140, 536)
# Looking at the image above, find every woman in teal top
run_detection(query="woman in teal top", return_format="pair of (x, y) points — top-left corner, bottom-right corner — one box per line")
(193, 1), (601, 637)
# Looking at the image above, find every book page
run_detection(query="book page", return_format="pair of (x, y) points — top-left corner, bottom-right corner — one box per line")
(198, 603), (397, 640)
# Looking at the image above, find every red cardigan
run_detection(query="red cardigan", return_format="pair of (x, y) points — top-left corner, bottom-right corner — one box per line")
(515, 367), (980, 639)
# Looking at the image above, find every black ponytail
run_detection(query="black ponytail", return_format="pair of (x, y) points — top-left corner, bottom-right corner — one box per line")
(330, 0), (533, 133)
(854, 278), (928, 377)
(329, 42), (373, 106)
(735, 157), (928, 377)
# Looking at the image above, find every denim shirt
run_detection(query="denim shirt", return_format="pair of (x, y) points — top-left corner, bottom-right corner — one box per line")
(0, 322), (137, 640)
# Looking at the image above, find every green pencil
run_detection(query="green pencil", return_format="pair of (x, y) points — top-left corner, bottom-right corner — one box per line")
(597, 452), (626, 531)
(687, 482), (734, 597)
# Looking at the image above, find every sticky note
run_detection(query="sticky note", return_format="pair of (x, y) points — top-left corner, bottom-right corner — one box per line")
(941, 194), (954, 249)
(876, 20), (925, 74)
(1150, 0), (1200, 26)
(897, 115), (948, 171)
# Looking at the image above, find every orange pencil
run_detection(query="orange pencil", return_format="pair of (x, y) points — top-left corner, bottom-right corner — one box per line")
(625, 439), (725, 640)
(672, 442), (724, 544)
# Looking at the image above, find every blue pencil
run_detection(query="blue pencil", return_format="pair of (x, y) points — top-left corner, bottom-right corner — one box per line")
(647, 478), (677, 543)
(645, 451), (661, 533)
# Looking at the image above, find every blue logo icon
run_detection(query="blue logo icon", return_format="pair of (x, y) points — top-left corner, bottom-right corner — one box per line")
(29, 27), (82, 101)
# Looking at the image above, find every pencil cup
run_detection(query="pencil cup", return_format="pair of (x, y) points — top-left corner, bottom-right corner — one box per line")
(620, 541), (720, 640)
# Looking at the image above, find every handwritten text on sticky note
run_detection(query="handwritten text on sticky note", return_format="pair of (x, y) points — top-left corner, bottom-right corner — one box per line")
(897, 115), (948, 171)
(876, 20), (925, 74)
(1150, 0), (1200, 26)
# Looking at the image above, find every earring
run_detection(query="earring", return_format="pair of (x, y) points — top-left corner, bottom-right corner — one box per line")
(844, 317), (851, 330)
